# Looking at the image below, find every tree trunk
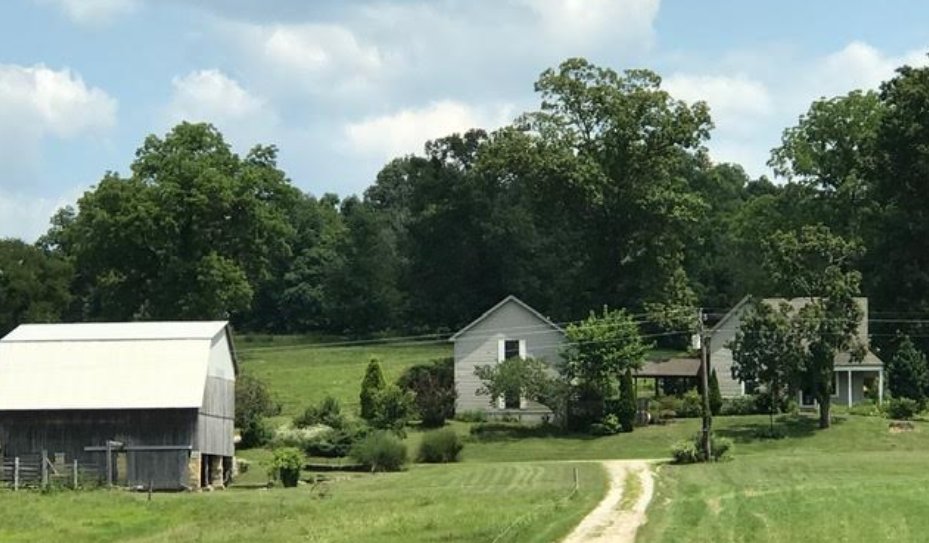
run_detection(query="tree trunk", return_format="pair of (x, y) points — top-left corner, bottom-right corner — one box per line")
(818, 394), (831, 428)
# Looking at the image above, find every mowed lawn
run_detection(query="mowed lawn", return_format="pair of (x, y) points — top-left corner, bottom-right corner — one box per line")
(0, 462), (606, 543)
(638, 414), (929, 543)
(237, 340), (451, 418)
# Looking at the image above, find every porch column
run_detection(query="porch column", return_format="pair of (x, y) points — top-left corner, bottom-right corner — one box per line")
(878, 369), (885, 405)
(847, 370), (853, 407)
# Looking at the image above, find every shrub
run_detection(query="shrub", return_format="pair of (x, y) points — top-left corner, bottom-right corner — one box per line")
(671, 439), (700, 464)
(271, 423), (330, 449)
(849, 399), (881, 417)
(754, 390), (791, 415)
(708, 369), (723, 416)
(886, 397), (919, 420)
(670, 433), (733, 464)
(590, 413), (622, 436)
(268, 447), (304, 487)
(239, 416), (273, 449)
(235, 374), (279, 448)
(677, 390), (703, 418)
(398, 357), (457, 427)
(351, 431), (408, 472)
(304, 423), (369, 458)
(360, 357), (386, 421)
(417, 428), (464, 463)
(294, 396), (347, 429)
(455, 410), (487, 423)
(617, 371), (636, 432)
(370, 384), (416, 433)
(720, 395), (759, 416)
(235, 374), (281, 428)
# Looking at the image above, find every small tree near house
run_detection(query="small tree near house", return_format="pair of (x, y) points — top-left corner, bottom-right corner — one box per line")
(617, 370), (636, 432)
(887, 333), (929, 407)
(360, 357), (386, 421)
(474, 357), (571, 427)
(728, 298), (802, 433)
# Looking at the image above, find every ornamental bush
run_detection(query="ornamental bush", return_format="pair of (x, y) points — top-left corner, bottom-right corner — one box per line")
(886, 397), (919, 420)
(417, 428), (464, 463)
(268, 447), (304, 487)
(294, 395), (347, 429)
(360, 357), (386, 421)
(351, 430), (408, 472)
(670, 433), (733, 464)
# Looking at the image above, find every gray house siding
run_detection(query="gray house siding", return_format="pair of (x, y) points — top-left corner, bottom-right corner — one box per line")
(453, 298), (564, 417)
(710, 297), (883, 405)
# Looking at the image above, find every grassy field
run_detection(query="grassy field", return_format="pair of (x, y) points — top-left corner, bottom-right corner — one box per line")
(237, 340), (451, 418)
(638, 414), (929, 542)
(0, 462), (606, 543)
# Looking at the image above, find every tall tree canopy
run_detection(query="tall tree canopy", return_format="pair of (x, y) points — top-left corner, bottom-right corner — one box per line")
(51, 123), (300, 321)
(0, 239), (73, 336)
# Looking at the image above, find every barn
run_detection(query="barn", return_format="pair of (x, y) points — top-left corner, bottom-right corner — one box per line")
(0, 321), (236, 490)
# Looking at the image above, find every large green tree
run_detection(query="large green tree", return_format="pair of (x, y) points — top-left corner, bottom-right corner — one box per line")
(50, 123), (299, 322)
(764, 226), (864, 428)
(0, 239), (73, 335)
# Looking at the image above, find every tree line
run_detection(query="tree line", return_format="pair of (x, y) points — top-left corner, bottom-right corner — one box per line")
(3, 57), (929, 352)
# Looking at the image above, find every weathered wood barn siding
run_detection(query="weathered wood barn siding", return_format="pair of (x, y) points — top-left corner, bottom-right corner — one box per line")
(0, 409), (197, 489)
(0, 321), (238, 490)
(198, 333), (235, 457)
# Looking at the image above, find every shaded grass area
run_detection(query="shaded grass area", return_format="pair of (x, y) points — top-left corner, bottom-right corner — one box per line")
(0, 462), (606, 543)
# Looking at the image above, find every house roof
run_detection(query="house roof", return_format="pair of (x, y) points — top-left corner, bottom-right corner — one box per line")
(449, 295), (563, 341)
(636, 357), (701, 378)
(0, 321), (234, 411)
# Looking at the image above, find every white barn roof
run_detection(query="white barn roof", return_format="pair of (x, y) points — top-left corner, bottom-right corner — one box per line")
(0, 321), (235, 411)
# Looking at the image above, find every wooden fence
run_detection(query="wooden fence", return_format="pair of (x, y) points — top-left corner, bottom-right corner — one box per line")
(0, 451), (105, 490)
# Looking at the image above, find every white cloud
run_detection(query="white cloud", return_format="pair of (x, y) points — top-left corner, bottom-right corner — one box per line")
(0, 63), (116, 195)
(33, 0), (139, 26)
(0, 63), (117, 139)
(219, 21), (391, 99)
(343, 100), (515, 159)
(521, 0), (659, 46)
(663, 74), (773, 136)
(0, 189), (78, 241)
(812, 41), (929, 100)
(165, 69), (279, 150)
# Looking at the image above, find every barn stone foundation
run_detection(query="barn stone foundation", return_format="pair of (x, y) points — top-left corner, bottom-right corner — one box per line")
(208, 455), (224, 489)
(187, 451), (201, 491)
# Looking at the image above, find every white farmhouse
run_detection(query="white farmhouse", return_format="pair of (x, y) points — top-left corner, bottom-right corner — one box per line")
(451, 295), (564, 421)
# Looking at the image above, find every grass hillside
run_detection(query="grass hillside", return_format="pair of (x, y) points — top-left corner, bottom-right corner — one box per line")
(237, 339), (451, 418)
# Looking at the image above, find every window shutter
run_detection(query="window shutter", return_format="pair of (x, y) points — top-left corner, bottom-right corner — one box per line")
(496, 396), (505, 409)
(518, 340), (527, 359)
(519, 396), (527, 409)
(497, 339), (505, 362)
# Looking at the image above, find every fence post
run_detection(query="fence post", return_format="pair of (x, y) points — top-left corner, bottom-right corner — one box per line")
(105, 441), (113, 488)
(13, 457), (19, 491)
(41, 450), (49, 488)
(72, 459), (79, 489)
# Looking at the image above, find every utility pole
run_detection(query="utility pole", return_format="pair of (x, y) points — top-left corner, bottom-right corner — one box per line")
(698, 308), (713, 461)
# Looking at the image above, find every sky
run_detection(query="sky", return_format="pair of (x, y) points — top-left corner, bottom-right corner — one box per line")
(1, 0), (928, 241)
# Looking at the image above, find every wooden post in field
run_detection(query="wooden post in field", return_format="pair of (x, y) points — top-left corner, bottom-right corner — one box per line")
(13, 457), (19, 491)
(105, 441), (113, 488)
(72, 460), (78, 489)
(41, 450), (49, 488)
(573, 467), (579, 493)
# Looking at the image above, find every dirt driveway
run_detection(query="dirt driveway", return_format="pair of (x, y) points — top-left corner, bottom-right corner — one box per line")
(561, 460), (655, 543)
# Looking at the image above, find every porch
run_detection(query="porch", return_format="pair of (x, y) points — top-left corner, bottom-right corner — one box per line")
(799, 366), (884, 408)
